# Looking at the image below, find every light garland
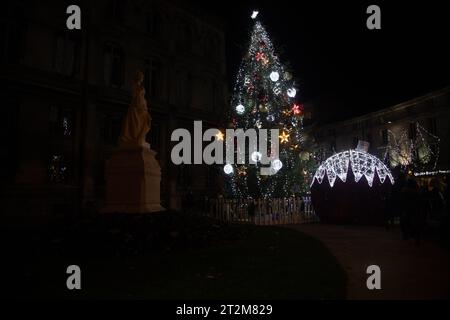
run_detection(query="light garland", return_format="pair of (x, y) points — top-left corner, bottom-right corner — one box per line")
(414, 170), (450, 177)
(311, 150), (394, 188)
(381, 122), (440, 171)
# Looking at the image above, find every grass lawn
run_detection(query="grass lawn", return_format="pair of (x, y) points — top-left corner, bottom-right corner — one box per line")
(3, 214), (347, 299)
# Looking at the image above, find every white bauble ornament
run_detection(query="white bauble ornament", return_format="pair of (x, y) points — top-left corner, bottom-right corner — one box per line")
(251, 151), (263, 163)
(270, 71), (280, 82)
(287, 88), (297, 98)
(271, 159), (283, 172)
(224, 164), (233, 175)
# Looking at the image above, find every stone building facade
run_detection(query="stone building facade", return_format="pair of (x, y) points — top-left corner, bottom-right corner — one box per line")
(0, 0), (228, 221)
(310, 86), (450, 172)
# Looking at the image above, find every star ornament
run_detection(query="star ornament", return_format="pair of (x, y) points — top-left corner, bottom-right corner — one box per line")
(292, 104), (303, 116)
(216, 131), (224, 141)
(279, 131), (290, 143)
(255, 52), (265, 61)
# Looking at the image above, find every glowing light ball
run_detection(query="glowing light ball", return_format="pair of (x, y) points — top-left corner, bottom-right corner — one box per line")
(251, 11), (259, 19)
(269, 71), (280, 82)
(310, 150), (394, 225)
(251, 151), (263, 163)
(299, 151), (310, 161)
(236, 104), (245, 114)
(287, 88), (297, 98)
(271, 159), (283, 172)
(284, 72), (293, 80)
(223, 164), (233, 175)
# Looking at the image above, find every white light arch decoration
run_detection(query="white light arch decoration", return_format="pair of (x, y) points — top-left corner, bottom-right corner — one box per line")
(311, 150), (395, 188)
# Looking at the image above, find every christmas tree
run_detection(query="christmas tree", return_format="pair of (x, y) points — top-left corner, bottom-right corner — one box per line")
(224, 12), (317, 199)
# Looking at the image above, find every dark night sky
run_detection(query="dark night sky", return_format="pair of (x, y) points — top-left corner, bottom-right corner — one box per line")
(195, 0), (450, 123)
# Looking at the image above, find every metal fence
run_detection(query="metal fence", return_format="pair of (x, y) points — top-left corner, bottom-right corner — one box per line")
(203, 196), (318, 225)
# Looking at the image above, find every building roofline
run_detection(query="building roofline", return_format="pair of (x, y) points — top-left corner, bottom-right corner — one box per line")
(314, 85), (450, 130)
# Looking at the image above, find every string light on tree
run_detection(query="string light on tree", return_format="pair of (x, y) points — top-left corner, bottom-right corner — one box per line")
(225, 11), (319, 198)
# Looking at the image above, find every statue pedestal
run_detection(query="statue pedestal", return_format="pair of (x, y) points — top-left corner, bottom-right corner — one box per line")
(102, 143), (165, 214)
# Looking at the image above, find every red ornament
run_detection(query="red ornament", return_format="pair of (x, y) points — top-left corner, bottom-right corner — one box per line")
(292, 103), (303, 116)
(258, 91), (268, 102)
(255, 52), (265, 62)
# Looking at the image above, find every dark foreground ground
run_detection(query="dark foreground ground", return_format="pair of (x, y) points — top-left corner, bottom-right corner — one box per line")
(1, 212), (346, 299)
(288, 224), (450, 299)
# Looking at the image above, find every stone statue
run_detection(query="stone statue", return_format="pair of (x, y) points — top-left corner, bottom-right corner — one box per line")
(119, 70), (151, 148)
(103, 70), (164, 214)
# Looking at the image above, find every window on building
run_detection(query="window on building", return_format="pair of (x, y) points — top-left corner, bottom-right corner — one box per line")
(177, 21), (192, 52)
(0, 18), (26, 64)
(175, 70), (188, 107)
(206, 166), (216, 192)
(427, 117), (437, 136)
(328, 128), (336, 137)
(213, 82), (223, 112)
(366, 133), (373, 145)
(353, 137), (359, 148)
(0, 22), (6, 62)
(144, 59), (163, 100)
(48, 105), (74, 184)
(177, 164), (192, 190)
(408, 122), (417, 140)
(148, 122), (160, 155)
(109, 0), (125, 24)
(381, 129), (388, 145)
(53, 32), (79, 76)
(49, 106), (74, 137)
(0, 98), (19, 183)
(146, 10), (163, 39)
(48, 154), (67, 183)
(190, 76), (213, 110)
(99, 112), (123, 146)
(205, 34), (218, 61)
(330, 140), (336, 152)
(104, 43), (125, 88)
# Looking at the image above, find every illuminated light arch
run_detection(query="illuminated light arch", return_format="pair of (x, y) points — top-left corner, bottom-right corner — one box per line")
(311, 150), (395, 188)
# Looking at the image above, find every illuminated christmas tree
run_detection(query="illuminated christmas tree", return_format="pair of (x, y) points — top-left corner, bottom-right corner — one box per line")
(224, 12), (317, 198)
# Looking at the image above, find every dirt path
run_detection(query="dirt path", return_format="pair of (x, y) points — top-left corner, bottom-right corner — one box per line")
(287, 224), (450, 299)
